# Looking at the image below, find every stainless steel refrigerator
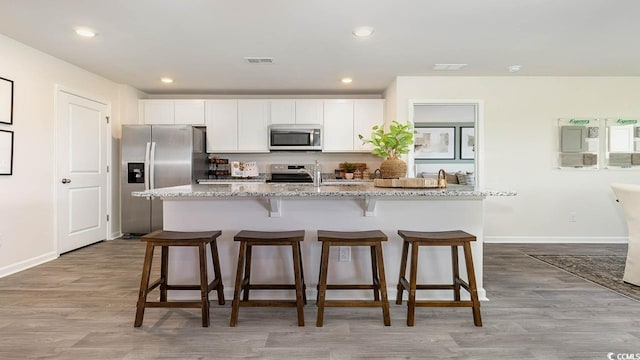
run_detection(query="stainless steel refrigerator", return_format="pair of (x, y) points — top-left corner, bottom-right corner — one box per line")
(121, 125), (207, 235)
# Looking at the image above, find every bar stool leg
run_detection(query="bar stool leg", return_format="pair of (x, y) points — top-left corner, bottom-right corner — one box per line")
(316, 242), (325, 304)
(463, 242), (482, 327)
(451, 245), (461, 301)
(198, 243), (210, 327)
(316, 241), (331, 327)
(230, 241), (247, 327)
(297, 241), (307, 305)
(407, 242), (419, 327)
(242, 244), (253, 301)
(209, 239), (225, 305)
(291, 243), (305, 326)
(134, 242), (155, 327)
(160, 245), (168, 302)
(375, 242), (391, 326)
(396, 239), (409, 305)
(370, 246), (380, 301)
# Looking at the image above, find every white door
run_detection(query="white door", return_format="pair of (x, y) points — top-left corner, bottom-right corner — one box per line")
(57, 90), (109, 253)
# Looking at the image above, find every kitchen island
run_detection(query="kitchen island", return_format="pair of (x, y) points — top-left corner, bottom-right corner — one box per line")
(133, 183), (515, 301)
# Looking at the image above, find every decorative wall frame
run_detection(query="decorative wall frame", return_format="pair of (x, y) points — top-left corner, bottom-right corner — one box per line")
(414, 126), (455, 160)
(460, 127), (475, 160)
(0, 129), (14, 175)
(0, 77), (14, 125)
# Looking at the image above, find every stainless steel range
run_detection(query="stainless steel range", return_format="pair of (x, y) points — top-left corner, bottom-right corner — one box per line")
(268, 164), (314, 183)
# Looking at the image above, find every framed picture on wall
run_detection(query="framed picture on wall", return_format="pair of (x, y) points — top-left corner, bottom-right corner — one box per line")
(0, 77), (14, 125)
(0, 129), (13, 175)
(414, 126), (455, 159)
(460, 127), (475, 160)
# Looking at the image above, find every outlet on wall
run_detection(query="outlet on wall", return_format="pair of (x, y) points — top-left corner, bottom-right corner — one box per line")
(339, 246), (351, 262)
(569, 212), (577, 222)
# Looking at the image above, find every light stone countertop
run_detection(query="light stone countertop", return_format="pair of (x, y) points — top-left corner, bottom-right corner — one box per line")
(133, 183), (516, 199)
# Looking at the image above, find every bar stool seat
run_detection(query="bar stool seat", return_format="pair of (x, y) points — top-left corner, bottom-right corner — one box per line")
(316, 230), (391, 327)
(230, 230), (306, 326)
(396, 230), (482, 327)
(134, 230), (225, 327)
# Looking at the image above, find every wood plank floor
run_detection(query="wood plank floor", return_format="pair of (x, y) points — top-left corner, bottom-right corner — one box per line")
(0, 240), (638, 359)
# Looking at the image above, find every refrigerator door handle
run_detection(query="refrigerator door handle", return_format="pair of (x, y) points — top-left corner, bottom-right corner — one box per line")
(150, 142), (157, 189)
(144, 142), (151, 191)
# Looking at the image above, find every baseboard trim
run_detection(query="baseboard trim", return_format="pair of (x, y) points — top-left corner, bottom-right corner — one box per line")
(0, 251), (59, 278)
(485, 236), (628, 244)
(109, 231), (123, 240)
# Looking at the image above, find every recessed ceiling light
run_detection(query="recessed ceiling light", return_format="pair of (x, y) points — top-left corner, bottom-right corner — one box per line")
(74, 27), (97, 38)
(160, 77), (174, 84)
(352, 26), (374, 38)
(433, 64), (468, 71)
(508, 65), (522, 72)
(341, 77), (353, 84)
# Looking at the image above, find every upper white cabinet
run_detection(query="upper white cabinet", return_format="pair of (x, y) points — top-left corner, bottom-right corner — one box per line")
(140, 100), (205, 125)
(323, 99), (384, 152)
(238, 100), (269, 152)
(174, 100), (205, 125)
(354, 100), (384, 152)
(270, 100), (296, 124)
(141, 100), (174, 124)
(295, 100), (324, 125)
(205, 100), (238, 152)
(323, 100), (355, 152)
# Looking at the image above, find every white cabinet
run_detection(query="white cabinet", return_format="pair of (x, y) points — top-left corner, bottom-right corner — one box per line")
(238, 100), (269, 152)
(323, 99), (384, 152)
(205, 100), (238, 152)
(140, 100), (205, 125)
(174, 100), (205, 125)
(270, 100), (295, 124)
(354, 100), (384, 152)
(295, 100), (324, 125)
(323, 100), (354, 152)
(141, 100), (174, 124)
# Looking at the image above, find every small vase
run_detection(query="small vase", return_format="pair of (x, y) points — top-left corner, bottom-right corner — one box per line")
(345, 173), (354, 180)
(380, 157), (407, 179)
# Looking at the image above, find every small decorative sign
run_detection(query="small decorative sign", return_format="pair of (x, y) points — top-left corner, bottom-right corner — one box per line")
(0, 77), (13, 125)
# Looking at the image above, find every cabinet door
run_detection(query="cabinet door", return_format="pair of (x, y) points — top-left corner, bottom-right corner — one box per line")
(295, 100), (323, 125)
(270, 100), (295, 124)
(238, 100), (269, 152)
(205, 100), (238, 152)
(323, 100), (354, 152)
(354, 100), (384, 152)
(142, 100), (174, 124)
(174, 100), (205, 125)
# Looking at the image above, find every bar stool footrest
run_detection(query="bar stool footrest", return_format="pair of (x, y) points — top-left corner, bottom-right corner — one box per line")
(145, 301), (204, 308)
(325, 284), (378, 290)
(323, 300), (385, 307)
(414, 300), (474, 307)
(239, 300), (299, 307)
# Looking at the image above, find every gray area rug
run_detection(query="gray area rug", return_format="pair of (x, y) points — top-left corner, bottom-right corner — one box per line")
(530, 254), (640, 302)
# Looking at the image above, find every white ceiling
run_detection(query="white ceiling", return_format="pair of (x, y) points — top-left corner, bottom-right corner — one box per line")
(1, 0), (639, 95)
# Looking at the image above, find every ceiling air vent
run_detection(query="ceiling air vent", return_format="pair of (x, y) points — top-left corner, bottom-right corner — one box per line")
(433, 63), (468, 71)
(244, 57), (274, 64)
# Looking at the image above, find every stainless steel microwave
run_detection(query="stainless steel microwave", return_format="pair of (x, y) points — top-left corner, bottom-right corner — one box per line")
(269, 124), (322, 151)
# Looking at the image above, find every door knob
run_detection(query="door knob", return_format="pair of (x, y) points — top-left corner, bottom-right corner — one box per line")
(61, 178), (71, 184)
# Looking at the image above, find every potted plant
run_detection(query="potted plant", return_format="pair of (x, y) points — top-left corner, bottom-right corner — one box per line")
(342, 161), (357, 179)
(358, 121), (413, 179)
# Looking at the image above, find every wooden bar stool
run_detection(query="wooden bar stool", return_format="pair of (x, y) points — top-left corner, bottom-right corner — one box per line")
(134, 230), (225, 327)
(396, 230), (482, 327)
(230, 230), (306, 327)
(316, 230), (391, 327)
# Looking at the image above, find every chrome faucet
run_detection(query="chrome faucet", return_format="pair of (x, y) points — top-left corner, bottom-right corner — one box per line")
(298, 161), (321, 187)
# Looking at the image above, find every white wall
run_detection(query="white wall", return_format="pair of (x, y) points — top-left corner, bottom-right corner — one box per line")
(0, 34), (139, 276)
(390, 76), (640, 243)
